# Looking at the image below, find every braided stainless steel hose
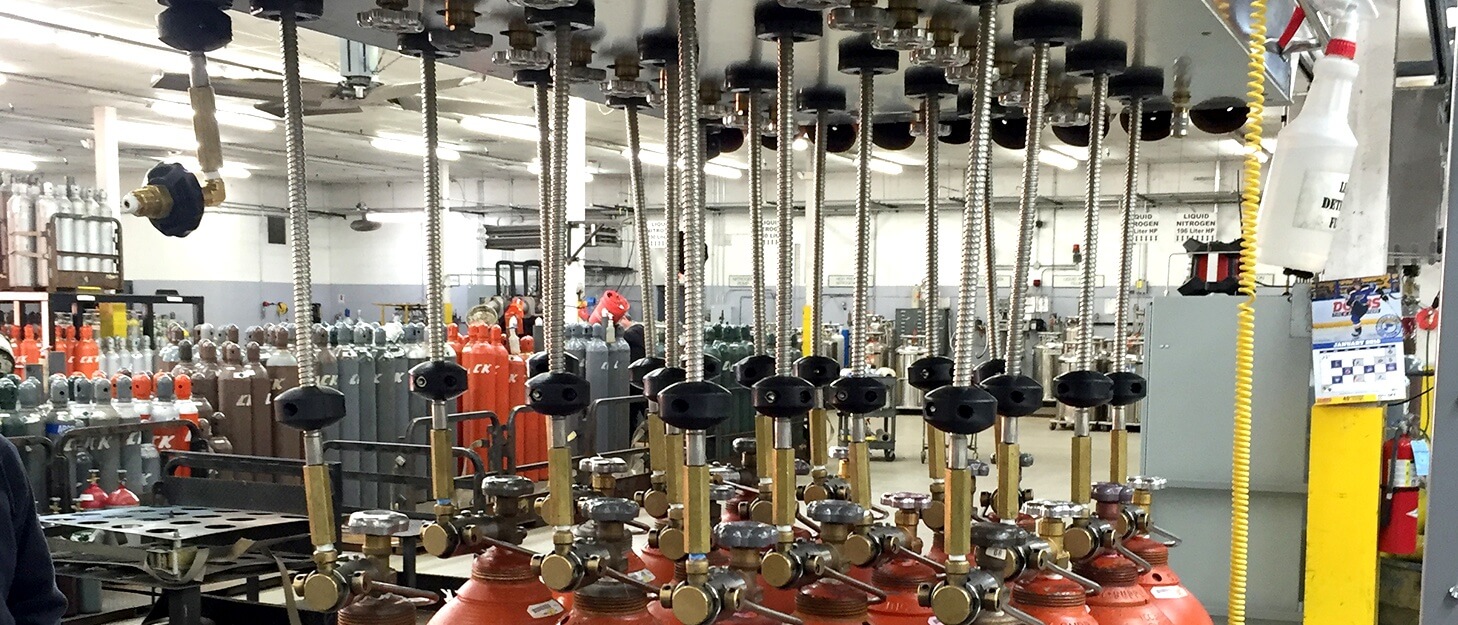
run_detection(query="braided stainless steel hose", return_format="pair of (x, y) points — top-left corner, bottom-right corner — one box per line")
(422, 53), (446, 363)
(1112, 98), (1141, 433)
(1001, 43), (1050, 378)
(548, 27), (571, 373)
(663, 67), (682, 366)
(627, 106), (657, 357)
(748, 94), (767, 354)
(774, 40), (796, 376)
(280, 8), (315, 387)
(923, 96), (940, 358)
(677, 0), (705, 382)
(968, 2), (999, 372)
(809, 109), (828, 352)
(850, 71), (873, 374)
(535, 82), (554, 359)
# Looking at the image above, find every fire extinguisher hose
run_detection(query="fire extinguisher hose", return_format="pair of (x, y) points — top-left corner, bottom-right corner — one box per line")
(1231, 0), (1270, 622)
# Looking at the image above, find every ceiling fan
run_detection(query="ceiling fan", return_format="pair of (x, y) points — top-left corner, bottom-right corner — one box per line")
(151, 40), (520, 119)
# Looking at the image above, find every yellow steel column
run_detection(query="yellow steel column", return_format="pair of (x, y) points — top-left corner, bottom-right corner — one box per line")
(1302, 404), (1382, 624)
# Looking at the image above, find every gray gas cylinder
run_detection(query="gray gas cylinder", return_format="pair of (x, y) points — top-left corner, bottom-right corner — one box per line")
(353, 324), (379, 508)
(15, 379), (45, 500)
(585, 323), (613, 454)
(111, 374), (145, 492)
(566, 323), (588, 373)
(192, 340), (221, 419)
(605, 315), (631, 436)
(375, 326), (407, 508)
(334, 324), (363, 507)
(84, 376), (121, 492)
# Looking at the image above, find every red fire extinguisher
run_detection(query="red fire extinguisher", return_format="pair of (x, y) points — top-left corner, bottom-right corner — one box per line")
(1380, 428), (1422, 555)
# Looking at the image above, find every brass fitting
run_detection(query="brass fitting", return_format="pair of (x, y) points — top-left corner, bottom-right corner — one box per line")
(638, 488), (671, 519)
(200, 178), (226, 206)
(302, 464), (338, 557)
(429, 428), (455, 505)
(123, 185), (173, 219)
(808, 407), (830, 475)
(887, 0), (920, 28)
(441, 0), (477, 31)
(1071, 434), (1092, 505)
(1110, 429), (1130, 483)
(505, 20), (540, 51)
(295, 569), (350, 613)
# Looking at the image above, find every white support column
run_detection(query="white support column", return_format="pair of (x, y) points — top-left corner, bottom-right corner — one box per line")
(1326, 0), (1398, 278)
(565, 95), (587, 316)
(93, 106), (121, 215)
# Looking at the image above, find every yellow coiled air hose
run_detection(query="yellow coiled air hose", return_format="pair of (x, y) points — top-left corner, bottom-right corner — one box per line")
(1231, 0), (1268, 622)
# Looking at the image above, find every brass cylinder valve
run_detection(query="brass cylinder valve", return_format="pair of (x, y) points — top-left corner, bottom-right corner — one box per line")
(347, 510), (410, 581)
(581, 455), (628, 497)
(422, 475), (535, 558)
(875, 0), (926, 51)
(492, 19), (551, 70)
(910, 13), (969, 67)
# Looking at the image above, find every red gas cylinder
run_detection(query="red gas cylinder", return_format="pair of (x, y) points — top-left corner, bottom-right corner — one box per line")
(447, 323), (465, 356)
(133, 373), (153, 421)
(636, 532), (678, 591)
(75, 326), (100, 377)
(429, 546), (562, 625)
(1126, 535), (1214, 625)
(927, 531), (948, 563)
(520, 334), (535, 353)
(867, 554), (937, 625)
(78, 469), (109, 509)
(1009, 572), (1098, 625)
(20, 325), (40, 377)
(1077, 552), (1173, 625)
(562, 580), (658, 625)
(55, 326), (74, 375)
(794, 579), (869, 625)
(488, 326), (511, 420)
(460, 325), (490, 445)
(107, 470), (141, 507)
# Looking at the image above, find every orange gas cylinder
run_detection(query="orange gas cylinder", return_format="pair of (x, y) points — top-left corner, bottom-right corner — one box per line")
(1009, 572), (1098, 625)
(867, 554), (937, 625)
(20, 325), (40, 376)
(758, 577), (798, 617)
(460, 325), (490, 445)
(1077, 552), (1173, 625)
(75, 326), (100, 377)
(794, 579), (869, 625)
(429, 546), (562, 625)
(55, 326), (74, 375)
(520, 334), (535, 353)
(1125, 535), (1213, 625)
(488, 326), (511, 420)
(562, 580), (658, 625)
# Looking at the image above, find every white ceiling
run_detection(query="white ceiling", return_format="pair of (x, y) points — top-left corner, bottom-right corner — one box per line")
(0, 0), (1445, 186)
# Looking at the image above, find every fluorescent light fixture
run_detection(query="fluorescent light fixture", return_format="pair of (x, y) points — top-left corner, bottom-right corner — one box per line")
(1046, 143), (1090, 162)
(0, 151), (38, 172)
(115, 121), (199, 151)
(460, 115), (539, 142)
(872, 150), (924, 166)
(622, 147), (741, 179)
(149, 101), (276, 132)
(371, 137), (461, 161)
(707, 156), (751, 171)
(0, 73), (7, 87)
(1038, 150), (1079, 171)
(526, 158), (593, 181)
(827, 154), (904, 176)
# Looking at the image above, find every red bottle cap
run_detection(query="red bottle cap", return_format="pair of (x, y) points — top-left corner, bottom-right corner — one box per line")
(1325, 38), (1357, 59)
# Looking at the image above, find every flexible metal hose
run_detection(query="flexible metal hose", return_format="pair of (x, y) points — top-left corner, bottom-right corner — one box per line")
(534, 82), (554, 360)
(422, 53), (446, 363)
(547, 27), (571, 373)
(627, 106), (657, 357)
(923, 97), (940, 358)
(1002, 43), (1050, 378)
(850, 71), (873, 374)
(969, 2), (999, 370)
(809, 109), (828, 357)
(1231, 0), (1269, 619)
(1112, 100), (1139, 376)
(663, 68), (682, 366)
(774, 41), (795, 376)
(1078, 76), (1108, 374)
(280, 8), (315, 386)
(748, 94), (767, 354)
(677, 0), (704, 382)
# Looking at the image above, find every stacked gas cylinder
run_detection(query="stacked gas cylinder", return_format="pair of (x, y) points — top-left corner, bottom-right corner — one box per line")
(0, 173), (120, 288)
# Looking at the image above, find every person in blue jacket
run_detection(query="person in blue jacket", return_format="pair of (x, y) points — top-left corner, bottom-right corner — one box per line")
(0, 437), (65, 625)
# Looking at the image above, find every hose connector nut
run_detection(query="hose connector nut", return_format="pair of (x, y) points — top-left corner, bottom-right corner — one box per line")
(1107, 371), (1147, 406)
(828, 375), (889, 415)
(357, 7), (423, 33)
(734, 355), (777, 389)
(922, 385), (998, 435)
(629, 356), (667, 393)
(753, 1), (824, 43)
(409, 359), (470, 402)
(1051, 370), (1114, 408)
(794, 355), (843, 387)
(979, 374), (1044, 417)
(751, 374), (816, 418)
(274, 384), (347, 432)
(643, 366), (687, 403)
(905, 355), (955, 392)
(828, 5), (891, 33)
(659, 380), (734, 431)
(526, 371), (592, 417)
